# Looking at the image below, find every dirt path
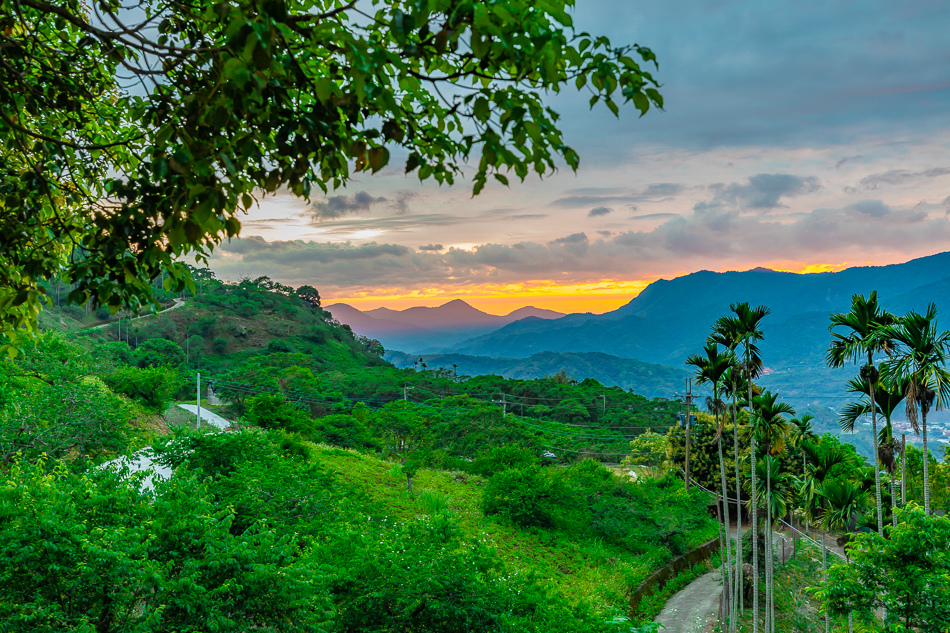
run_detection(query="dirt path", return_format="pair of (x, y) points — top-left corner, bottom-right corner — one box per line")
(654, 571), (721, 633)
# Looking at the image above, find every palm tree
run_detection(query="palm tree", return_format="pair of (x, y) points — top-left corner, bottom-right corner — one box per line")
(819, 478), (868, 535)
(714, 301), (769, 633)
(719, 361), (752, 628)
(752, 390), (793, 633)
(687, 342), (736, 630)
(789, 414), (816, 531)
(827, 291), (895, 535)
(839, 375), (909, 527)
(800, 440), (851, 526)
(879, 304), (950, 515)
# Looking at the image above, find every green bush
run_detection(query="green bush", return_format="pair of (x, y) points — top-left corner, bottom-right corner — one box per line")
(212, 337), (228, 353)
(132, 338), (185, 368)
(469, 445), (539, 477)
(482, 466), (580, 529)
(101, 365), (180, 412)
(267, 338), (292, 353)
(243, 394), (314, 433)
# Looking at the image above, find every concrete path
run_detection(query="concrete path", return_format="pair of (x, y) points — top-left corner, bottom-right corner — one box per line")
(100, 405), (232, 491)
(177, 404), (232, 430)
(86, 298), (186, 331)
(654, 571), (721, 633)
(99, 447), (172, 492)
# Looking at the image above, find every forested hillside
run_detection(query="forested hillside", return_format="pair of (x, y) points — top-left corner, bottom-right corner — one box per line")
(1, 274), (718, 632)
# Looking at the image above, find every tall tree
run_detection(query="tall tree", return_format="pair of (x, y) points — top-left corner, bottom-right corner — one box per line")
(827, 291), (895, 534)
(0, 0), (663, 344)
(789, 414), (816, 532)
(879, 304), (950, 515)
(686, 342), (736, 631)
(839, 375), (909, 527)
(751, 390), (793, 633)
(709, 324), (748, 627)
(713, 301), (770, 633)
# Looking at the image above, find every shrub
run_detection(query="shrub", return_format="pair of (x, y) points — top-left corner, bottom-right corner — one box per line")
(101, 365), (180, 412)
(482, 466), (579, 529)
(132, 338), (185, 368)
(212, 338), (228, 354)
(469, 445), (539, 477)
(267, 338), (292, 353)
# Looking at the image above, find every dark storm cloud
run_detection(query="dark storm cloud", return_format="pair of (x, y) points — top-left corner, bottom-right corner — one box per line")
(588, 206), (613, 217)
(418, 244), (444, 252)
(311, 191), (386, 220)
(694, 174), (821, 212)
(853, 167), (950, 191)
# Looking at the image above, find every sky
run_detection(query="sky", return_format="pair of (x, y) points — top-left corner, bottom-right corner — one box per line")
(207, 0), (950, 315)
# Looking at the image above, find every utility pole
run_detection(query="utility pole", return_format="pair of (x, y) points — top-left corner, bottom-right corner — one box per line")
(196, 372), (202, 429)
(676, 379), (695, 490)
(403, 383), (413, 401)
(502, 393), (507, 418)
(601, 393), (606, 414)
(685, 378), (693, 491)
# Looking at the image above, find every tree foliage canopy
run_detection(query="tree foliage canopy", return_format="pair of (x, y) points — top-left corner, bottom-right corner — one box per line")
(0, 0), (662, 342)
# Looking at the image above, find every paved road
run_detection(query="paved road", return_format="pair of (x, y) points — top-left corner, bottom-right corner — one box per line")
(177, 404), (231, 430)
(100, 448), (172, 492)
(654, 571), (721, 633)
(100, 404), (232, 490)
(86, 298), (186, 331)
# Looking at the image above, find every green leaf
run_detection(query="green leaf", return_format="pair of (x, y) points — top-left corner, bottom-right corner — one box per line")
(367, 147), (390, 173)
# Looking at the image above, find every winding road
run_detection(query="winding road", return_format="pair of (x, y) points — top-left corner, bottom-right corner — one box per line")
(654, 571), (722, 633)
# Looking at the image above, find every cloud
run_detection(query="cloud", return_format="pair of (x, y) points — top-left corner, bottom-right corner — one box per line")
(210, 198), (950, 293)
(630, 213), (680, 220)
(694, 174), (821, 212)
(845, 200), (891, 217)
(509, 214), (547, 220)
(836, 155), (864, 169)
(588, 206), (612, 217)
(551, 183), (696, 209)
(549, 233), (589, 245)
(311, 191), (386, 220)
(853, 167), (950, 191)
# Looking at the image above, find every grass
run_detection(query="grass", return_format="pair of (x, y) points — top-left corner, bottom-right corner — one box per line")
(310, 445), (715, 617)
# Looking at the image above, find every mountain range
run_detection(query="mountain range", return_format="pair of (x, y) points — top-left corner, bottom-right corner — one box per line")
(325, 299), (564, 352)
(384, 350), (690, 400)
(325, 251), (950, 454)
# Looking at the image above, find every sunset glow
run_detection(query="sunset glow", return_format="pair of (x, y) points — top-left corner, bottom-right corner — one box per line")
(325, 279), (656, 315)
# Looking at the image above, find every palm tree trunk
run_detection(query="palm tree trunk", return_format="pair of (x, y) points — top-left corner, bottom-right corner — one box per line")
(717, 435), (733, 629)
(750, 375), (759, 633)
(871, 379), (883, 533)
(766, 458), (772, 633)
(717, 501), (728, 630)
(733, 394), (743, 625)
(923, 407), (930, 514)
